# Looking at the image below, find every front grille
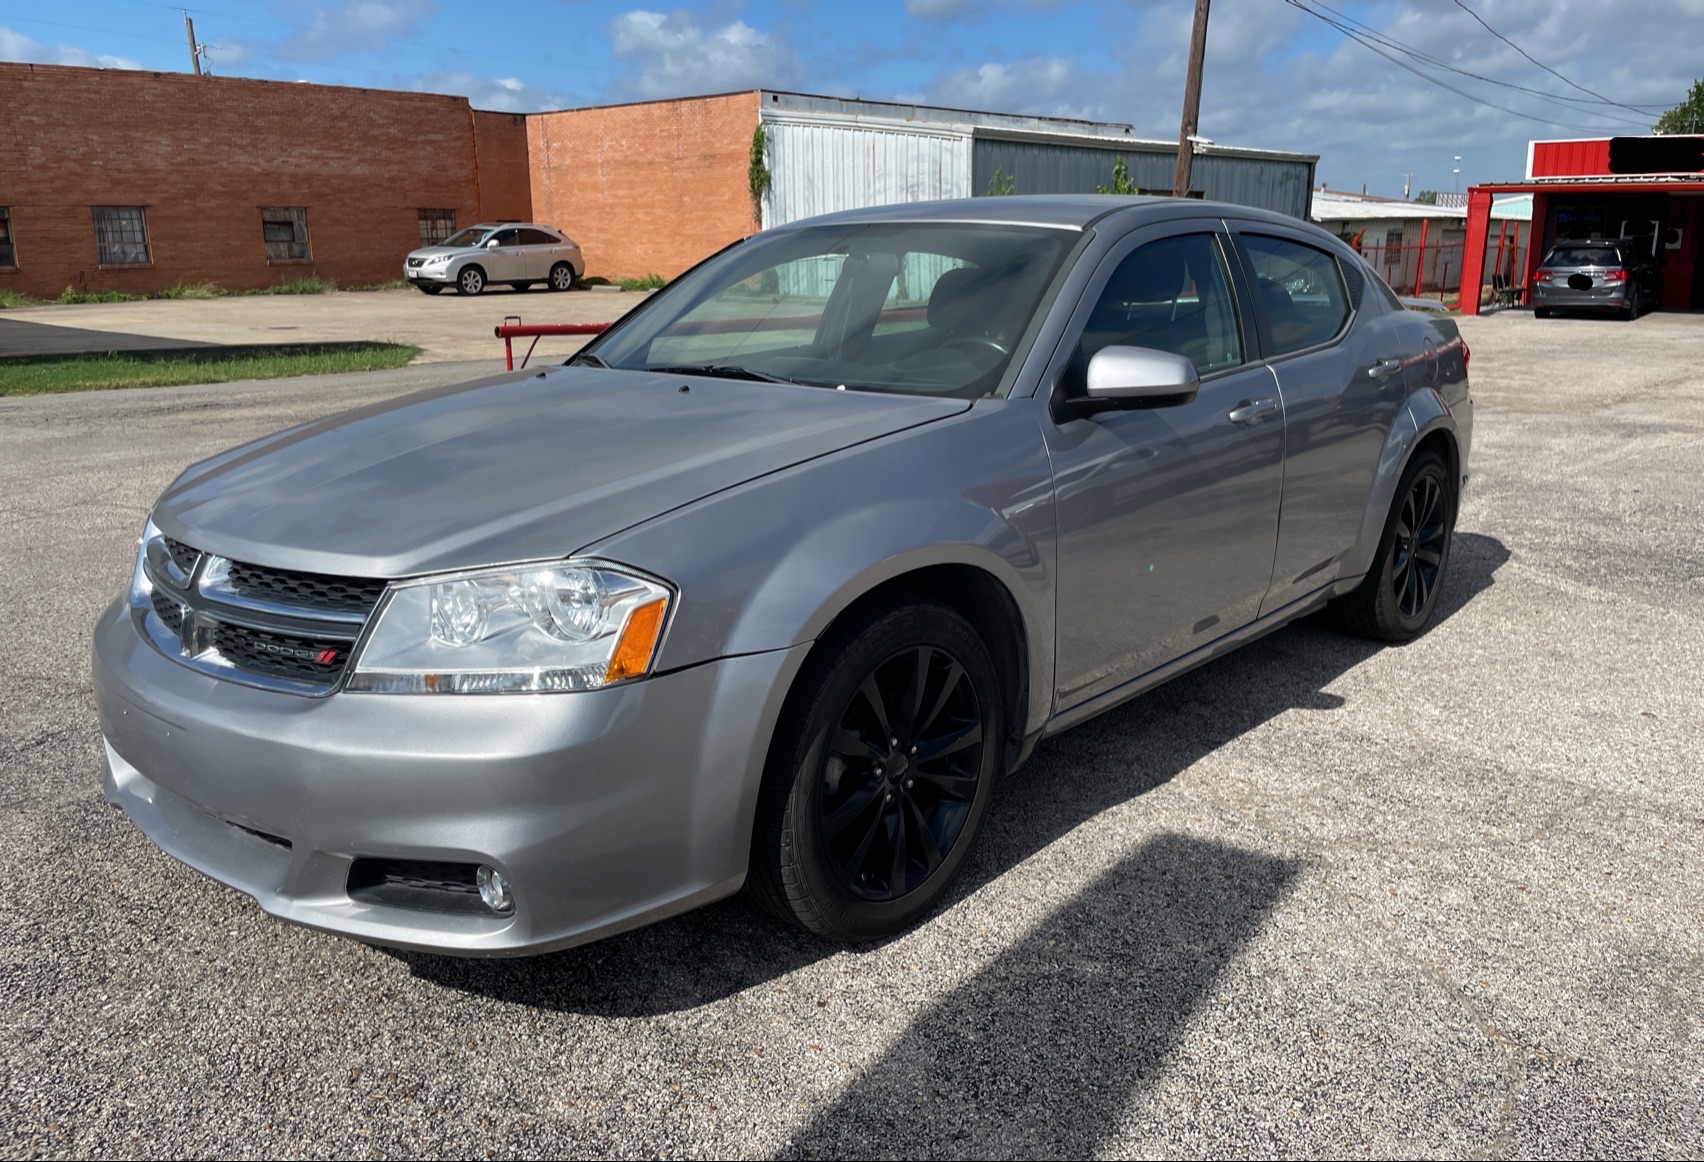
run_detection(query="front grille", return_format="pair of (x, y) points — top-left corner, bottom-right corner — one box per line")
(140, 533), (384, 695)
(163, 536), (200, 576)
(407, 257), (425, 268)
(150, 588), (185, 634)
(224, 559), (386, 615)
(209, 623), (351, 685)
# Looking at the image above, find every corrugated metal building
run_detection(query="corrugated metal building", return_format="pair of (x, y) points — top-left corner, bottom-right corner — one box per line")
(758, 91), (1317, 228)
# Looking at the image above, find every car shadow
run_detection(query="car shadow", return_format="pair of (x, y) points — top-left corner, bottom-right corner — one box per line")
(776, 833), (1302, 1159)
(393, 533), (1509, 1017)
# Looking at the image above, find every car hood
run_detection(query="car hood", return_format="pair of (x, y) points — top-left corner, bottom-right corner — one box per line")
(153, 367), (971, 578)
(407, 246), (470, 260)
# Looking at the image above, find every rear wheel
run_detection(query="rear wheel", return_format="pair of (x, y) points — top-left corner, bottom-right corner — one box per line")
(549, 262), (576, 292)
(457, 266), (485, 296)
(748, 599), (1002, 943)
(1333, 448), (1455, 642)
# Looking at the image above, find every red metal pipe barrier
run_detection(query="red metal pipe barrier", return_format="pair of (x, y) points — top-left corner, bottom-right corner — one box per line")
(1413, 218), (1430, 298)
(495, 318), (611, 370)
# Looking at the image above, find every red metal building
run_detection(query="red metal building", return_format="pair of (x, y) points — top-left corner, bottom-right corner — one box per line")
(1461, 135), (1704, 315)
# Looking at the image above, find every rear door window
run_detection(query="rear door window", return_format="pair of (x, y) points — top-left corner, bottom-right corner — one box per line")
(1239, 234), (1351, 357)
(519, 229), (558, 246)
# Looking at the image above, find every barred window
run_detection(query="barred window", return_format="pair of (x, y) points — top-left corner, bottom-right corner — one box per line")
(261, 207), (311, 262)
(418, 208), (457, 246)
(93, 206), (150, 265)
(0, 206), (15, 268)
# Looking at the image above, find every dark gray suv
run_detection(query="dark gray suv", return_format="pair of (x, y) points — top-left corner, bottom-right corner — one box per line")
(1531, 239), (1660, 320)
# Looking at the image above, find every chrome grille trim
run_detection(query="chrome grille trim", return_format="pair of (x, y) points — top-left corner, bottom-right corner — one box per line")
(137, 533), (384, 698)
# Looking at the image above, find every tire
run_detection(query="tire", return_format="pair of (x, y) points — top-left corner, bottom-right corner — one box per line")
(1533, 308), (1552, 319)
(548, 262), (576, 292)
(748, 598), (1003, 943)
(415, 284), (443, 295)
(1333, 448), (1455, 642)
(456, 266), (485, 296)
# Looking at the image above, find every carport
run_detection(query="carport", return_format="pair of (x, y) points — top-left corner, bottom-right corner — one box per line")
(1461, 135), (1704, 315)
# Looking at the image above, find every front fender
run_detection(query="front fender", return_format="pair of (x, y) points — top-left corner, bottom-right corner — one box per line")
(1341, 386), (1460, 582)
(588, 401), (1057, 735)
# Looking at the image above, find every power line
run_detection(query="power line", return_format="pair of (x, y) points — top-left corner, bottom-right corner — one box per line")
(1284, 0), (1655, 132)
(1448, 0), (1659, 117)
(1292, 0), (1661, 122)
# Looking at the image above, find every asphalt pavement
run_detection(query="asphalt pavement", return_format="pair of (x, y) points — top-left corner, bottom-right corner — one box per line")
(1, 313), (1699, 1159)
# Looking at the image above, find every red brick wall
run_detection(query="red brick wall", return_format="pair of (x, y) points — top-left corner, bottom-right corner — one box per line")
(527, 92), (758, 279)
(0, 63), (531, 297)
(472, 110), (533, 223)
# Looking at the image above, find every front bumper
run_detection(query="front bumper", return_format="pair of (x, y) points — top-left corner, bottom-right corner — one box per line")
(93, 598), (807, 956)
(404, 264), (453, 286)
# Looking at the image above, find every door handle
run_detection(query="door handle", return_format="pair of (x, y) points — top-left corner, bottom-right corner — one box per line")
(1227, 397), (1278, 425)
(1369, 357), (1405, 379)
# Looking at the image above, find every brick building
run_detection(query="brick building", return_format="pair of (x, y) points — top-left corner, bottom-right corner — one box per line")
(2, 64), (1317, 297)
(0, 62), (532, 299)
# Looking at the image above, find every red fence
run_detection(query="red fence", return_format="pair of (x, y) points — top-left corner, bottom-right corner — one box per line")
(1354, 222), (1530, 304)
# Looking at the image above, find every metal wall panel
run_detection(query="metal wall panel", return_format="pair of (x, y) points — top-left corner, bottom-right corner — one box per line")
(972, 139), (1313, 219)
(764, 118), (973, 229)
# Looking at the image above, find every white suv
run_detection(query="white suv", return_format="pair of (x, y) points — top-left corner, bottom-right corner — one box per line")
(404, 222), (585, 295)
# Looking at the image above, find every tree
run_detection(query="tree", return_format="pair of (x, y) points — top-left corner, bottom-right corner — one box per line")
(1414, 190), (1439, 204)
(1096, 157), (1141, 195)
(1655, 78), (1704, 135)
(985, 165), (1015, 196)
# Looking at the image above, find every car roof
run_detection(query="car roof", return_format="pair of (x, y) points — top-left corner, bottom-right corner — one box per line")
(771, 194), (1311, 234)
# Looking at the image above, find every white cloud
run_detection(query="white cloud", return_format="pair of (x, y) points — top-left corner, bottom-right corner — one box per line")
(904, 0), (1066, 21)
(608, 9), (802, 99)
(411, 70), (569, 113)
(281, 0), (436, 62)
(926, 57), (1080, 113)
(0, 25), (142, 69)
(203, 40), (254, 69)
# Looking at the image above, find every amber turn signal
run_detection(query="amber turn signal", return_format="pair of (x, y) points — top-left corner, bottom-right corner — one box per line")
(605, 598), (668, 683)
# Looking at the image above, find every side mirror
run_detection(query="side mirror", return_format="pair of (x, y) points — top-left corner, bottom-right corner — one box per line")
(1083, 345), (1201, 409)
(486, 237), (502, 249)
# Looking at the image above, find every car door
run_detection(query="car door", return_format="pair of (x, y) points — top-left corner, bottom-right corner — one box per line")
(1226, 225), (1408, 615)
(482, 227), (524, 281)
(1046, 225), (1284, 711)
(519, 228), (560, 279)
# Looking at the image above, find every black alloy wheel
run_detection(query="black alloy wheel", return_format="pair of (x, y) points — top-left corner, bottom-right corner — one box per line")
(819, 645), (984, 902)
(749, 599), (1002, 942)
(1389, 467), (1447, 621)
(1333, 448), (1455, 642)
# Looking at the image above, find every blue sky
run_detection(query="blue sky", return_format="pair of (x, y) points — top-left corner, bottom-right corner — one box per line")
(3, 1), (1700, 198)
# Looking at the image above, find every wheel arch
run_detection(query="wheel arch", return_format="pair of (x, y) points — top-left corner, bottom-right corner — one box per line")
(1341, 392), (1461, 584)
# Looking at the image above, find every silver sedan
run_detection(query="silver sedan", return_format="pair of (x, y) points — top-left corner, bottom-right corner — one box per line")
(95, 196), (1472, 955)
(404, 222), (584, 295)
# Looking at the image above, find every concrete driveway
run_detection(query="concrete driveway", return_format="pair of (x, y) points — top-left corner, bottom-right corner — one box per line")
(0, 313), (1698, 1158)
(0, 285), (648, 364)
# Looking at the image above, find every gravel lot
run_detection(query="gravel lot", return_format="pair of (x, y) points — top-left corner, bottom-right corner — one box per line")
(2, 313), (1700, 1159)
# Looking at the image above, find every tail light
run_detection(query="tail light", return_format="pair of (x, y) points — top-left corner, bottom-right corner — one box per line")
(1533, 271), (1553, 282)
(1603, 269), (1628, 282)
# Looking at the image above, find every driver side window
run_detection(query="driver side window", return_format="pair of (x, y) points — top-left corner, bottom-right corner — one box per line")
(1075, 233), (1244, 380)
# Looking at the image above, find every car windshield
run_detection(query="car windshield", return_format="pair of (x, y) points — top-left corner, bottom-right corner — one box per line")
(442, 227), (494, 248)
(586, 221), (1077, 399)
(1544, 245), (1621, 267)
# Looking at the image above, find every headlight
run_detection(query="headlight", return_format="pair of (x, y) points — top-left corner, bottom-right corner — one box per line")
(427, 253), (454, 266)
(346, 562), (672, 694)
(130, 517), (160, 608)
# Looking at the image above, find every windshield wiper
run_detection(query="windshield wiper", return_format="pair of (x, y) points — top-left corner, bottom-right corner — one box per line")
(647, 363), (811, 385)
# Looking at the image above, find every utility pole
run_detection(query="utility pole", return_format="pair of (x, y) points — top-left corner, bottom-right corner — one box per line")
(1402, 172), (1415, 199)
(183, 11), (203, 76)
(1172, 0), (1211, 198)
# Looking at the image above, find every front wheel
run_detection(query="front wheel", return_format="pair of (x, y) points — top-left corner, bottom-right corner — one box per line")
(748, 599), (1002, 943)
(548, 262), (576, 292)
(1333, 448), (1455, 642)
(456, 266), (485, 296)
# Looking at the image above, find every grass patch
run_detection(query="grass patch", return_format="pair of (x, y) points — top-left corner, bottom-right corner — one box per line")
(615, 273), (666, 291)
(59, 286), (148, 304)
(238, 276), (339, 296)
(0, 342), (421, 396)
(0, 289), (46, 309)
(155, 282), (227, 299)
(343, 279), (411, 292)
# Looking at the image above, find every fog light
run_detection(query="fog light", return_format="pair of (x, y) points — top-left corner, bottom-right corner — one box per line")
(476, 865), (513, 914)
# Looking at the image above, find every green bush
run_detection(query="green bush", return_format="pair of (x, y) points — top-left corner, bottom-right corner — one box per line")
(240, 276), (338, 296)
(156, 282), (226, 299)
(58, 286), (147, 304)
(616, 273), (666, 292)
(0, 289), (46, 309)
